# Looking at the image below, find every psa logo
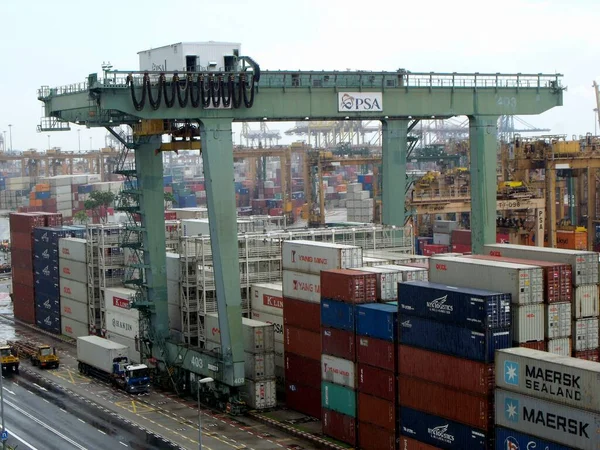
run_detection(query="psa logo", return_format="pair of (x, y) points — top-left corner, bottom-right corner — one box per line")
(504, 360), (519, 386)
(337, 92), (383, 112)
(504, 397), (519, 423)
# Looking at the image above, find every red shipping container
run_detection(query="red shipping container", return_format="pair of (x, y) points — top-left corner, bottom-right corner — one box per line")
(322, 408), (356, 446)
(10, 249), (33, 270)
(422, 244), (448, 257)
(496, 233), (510, 244)
(322, 327), (355, 361)
(574, 350), (600, 362)
(12, 267), (34, 287)
(398, 375), (493, 431)
(357, 364), (396, 402)
(284, 326), (321, 361)
(518, 340), (546, 351)
(284, 353), (321, 389)
(9, 213), (45, 233)
(356, 336), (396, 372)
(320, 269), (377, 303)
(451, 229), (471, 246)
(41, 198), (57, 207)
(399, 436), (441, 450)
(398, 345), (494, 396)
(451, 244), (472, 254)
(39, 212), (63, 227)
(283, 297), (320, 333)
(12, 282), (35, 324)
(357, 392), (396, 431)
(10, 232), (34, 251)
(359, 422), (397, 450)
(285, 383), (321, 419)
(164, 211), (177, 220)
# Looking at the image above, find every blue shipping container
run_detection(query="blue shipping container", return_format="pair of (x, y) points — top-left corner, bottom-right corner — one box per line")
(495, 427), (571, 450)
(398, 281), (512, 330)
(78, 184), (93, 194)
(33, 246), (58, 261)
(321, 299), (356, 332)
(34, 227), (85, 246)
(35, 308), (60, 334)
(35, 294), (60, 314)
(35, 191), (50, 200)
(34, 278), (59, 296)
(356, 303), (397, 342)
(400, 406), (491, 450)
(34, 261), (59, 280)
(398, 316), (511, 363)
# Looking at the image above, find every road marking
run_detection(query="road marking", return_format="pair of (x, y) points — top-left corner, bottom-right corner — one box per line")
(78, 418), (86, 423)
(2, 387), (15, 395)
(119, 442), (128, 447)
(60, 408), (67, 413)
(32, 383), (47, 392)
(98, 430), (106, 435)
(6, 427), (39, 450)
(43, 399), (50, 404)
(115, 400), (154, 414)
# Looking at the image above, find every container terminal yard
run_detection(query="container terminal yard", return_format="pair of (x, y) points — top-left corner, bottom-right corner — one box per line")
(1, 39), (600, 450)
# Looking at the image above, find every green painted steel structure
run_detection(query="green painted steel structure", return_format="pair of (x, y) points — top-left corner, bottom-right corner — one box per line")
(37, 66), (563, 391)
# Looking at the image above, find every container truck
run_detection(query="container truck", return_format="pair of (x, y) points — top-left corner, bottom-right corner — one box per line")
(76, 336), (150, 394)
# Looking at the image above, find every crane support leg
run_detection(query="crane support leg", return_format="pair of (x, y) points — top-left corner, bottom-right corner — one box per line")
(546, 168), (557, 248)
(469, 115), (498, 254)
(587, 168), (596, 250)
(199, 119), (245, 386)
(381, 119), (409, 226)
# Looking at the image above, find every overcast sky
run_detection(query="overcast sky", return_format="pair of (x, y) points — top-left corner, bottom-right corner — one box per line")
(1, 0), (599, 153)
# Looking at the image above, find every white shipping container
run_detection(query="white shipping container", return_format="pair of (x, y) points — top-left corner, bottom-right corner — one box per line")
(546, 338), (572, 356)
(124, 247), (142, 266)
(573, 317), (599, 351)
(377, 264), (428, 282)
(242, 379), (276, 410)
(433, 220), (458, 234)
(77, 336), (128, 373)
(59, 259), (87, 283)
(58, 237), (87, 263)
(545, 302), (571, 339)
(166, 252), (179, 281)
(61, 316), (89, 339)
(274, 340), (283, 369)
(573, 284), (599, 318)
(512, 303), (545, 343)
(106, 310), (140, 340)
(168, 302), (181, 332)
(181, 219), (211, 236)
(483, 243), (599, 286)
(59, 278), (87, 302)
(104, 287), (139, 318)
(361, 257), (391, 267)
(104, 331), (140, 364)
(429, 256), (543, 305)
(353, 266), (401, 301)
(167, 280), (180, 304)
(245, 352), (275, 381)
(433, 233), (451, 246)
(51, 185), (72, 195)
(250, 310), (283, 343)
(321, 354), (356, 389)
(204, 314), (275, 353)
(60, 297), (88, 324)
(282, 240), (363, 275)
(282, 270), (321, 303)
(250, 282), (283, 316)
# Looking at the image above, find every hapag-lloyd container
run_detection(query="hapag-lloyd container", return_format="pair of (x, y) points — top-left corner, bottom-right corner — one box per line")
(321, 269), (377, 303)
(321, 327), (355, 361)
(573, 317), (600, 351)
(398, 281), (511, 331)
(429, 255), (543, 305)
(322, 408), (356, 446)
(398, 345), (494, 395)
(495, 388), (600, 450)
(283, 297), (320, 333)
(400, 406), (492, 450)
(60, 296), (88, 323)
(58, 259), (87, 283)
(321, 354), (356, 389)
(250, 282), (283, 315)
(250, 311), (283, 343)
(353, 266), (401, 301)
(356, 336), (396, 372)
(286, 382), (321, 418)
(58, 237), (86, 263)
(204, 314), (275, 353)
(546, 337), (572, 356)
(512, 303), (545, 343)
(282, 270), (321, 303)
(356, 303), (397, 342)
(545, 302), (572, 339)
(357, 363), (396, 402)
(59, 278), (87, 302)
(321, 299), (356, 332)
(360, 422), (397, 450)
(282, 240), (362, 275)
(244, 352), (275, 381)
(285, 353), (321, 388)
(495, 427), (573, 450)
(321, 381), (356, 417)
(398, 375), (493, 430)
(483, 243), (599, 286)
(285, 326), (321, 361)
(399, 316), (511, 363)
(378, 264), (429, 282)
(357, 392), (396, 431)
(573, 284), (600, 318)
(242, 379), (276, 410)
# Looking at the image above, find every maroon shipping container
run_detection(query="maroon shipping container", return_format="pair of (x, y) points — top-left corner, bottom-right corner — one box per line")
(284, 326), (321, 361)
(398, 345), (494, 396)
(9, 213), (45, 233)
(398, 375), (493, 431)
(422, 244), (449, 257)
(468, 254), (572, 303)
(356, 336), (396, 372)
(574, 349), (600, 362)
(285, 352), (321, 389)
(12, 267), (34, 287)
(358, 422), (397, 450)
(451, 229), (471, 246)
(10, 249), (33, 270)
(12, 282), (35, 324)
(451, 244), (472, 254)
(399, 436), (441, 450)
(322, 408), (356, 446)
(517, 340), (546, 351)
(39, 212), (63, 227)
(357, 392), (396, 431)
(10, 232), (34, 252)
(357, 364), (396, 402)
(283, 297), (320, 333)
(322, 327), (355, 361)
(285, 382), (321, 419)
(320, 269), (377, 303)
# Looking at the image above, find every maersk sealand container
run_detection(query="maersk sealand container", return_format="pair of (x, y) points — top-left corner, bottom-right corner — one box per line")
(398, 281), (511, 330)
(399, 316), (511, 363)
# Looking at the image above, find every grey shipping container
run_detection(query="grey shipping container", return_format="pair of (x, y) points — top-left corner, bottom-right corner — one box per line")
(377, 264), (429, 282)
(244, 352), (275, 381)
(573, 317), (599, 351)
(429, 256), (543, 305)
(353, 266), (401, 301)
(495, 388), (600, 450)
(483, 244), (599, 286)
(242, 379), (277, 410)
(512, 303), (545, 343)
(545, 302), (572, 339)
(496, 347), (600, 411)
(204, 314), (275, 354)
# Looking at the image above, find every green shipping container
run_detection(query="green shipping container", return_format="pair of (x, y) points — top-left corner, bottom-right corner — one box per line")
(321, 381), (356, 417)
(386, 301), (397, 306)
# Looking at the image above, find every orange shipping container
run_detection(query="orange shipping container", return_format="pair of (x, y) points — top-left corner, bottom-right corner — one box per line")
(37, 183), (50, 192)
(556, 231), (587, 250)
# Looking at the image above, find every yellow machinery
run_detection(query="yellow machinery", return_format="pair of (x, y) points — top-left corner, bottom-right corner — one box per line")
(497, 181), (532, 200)
(417, 171), (440, 188)
(8, 339), (59, 369)
(0, 344), (19, 373)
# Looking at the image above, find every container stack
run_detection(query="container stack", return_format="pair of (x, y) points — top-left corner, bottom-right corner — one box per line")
(59, 237), (89, 338)
(483, 244), (600, 361)
(103, 287), (141, 363)
(204, 314), (277, 410)
(495, 347), (600, 449)
(346, 183), (373, 223)
(397, 280), (512, 448)
(432, 220), (457, 251)
(320, 268), (377, 447)
(429, 255), (545, 350)
(281, 240), (362, 419)
(166, 253), (182, 334)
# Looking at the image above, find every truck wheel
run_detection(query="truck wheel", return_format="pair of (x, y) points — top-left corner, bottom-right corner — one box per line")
(14, 366), (19, 375)
(54, 363), (59, 369)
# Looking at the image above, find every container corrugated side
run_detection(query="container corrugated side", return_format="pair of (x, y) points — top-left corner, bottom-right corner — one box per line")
(573, 317), (599, 351)
(285, 353), (321, 388)
(250, 311), (283, 343)
(356, 303), (397, 342)
(496, 346), (600, 411)
(105, 310), (139, 340)
(495, 388), (600, 450)
(353, 266), (401, 301)
(379, 264), (428, 282)
(283, 297), (320, 332)
(321, 327), (355, 361)
(205, 314), (275, 353)
(573, 284), (599, 318)
(321, 299), (355, 332)
(242, 379), (276, 410)
(356, 336), (396, 372)
(357, 392), (396, 431)
(321, 381), (356, 417)
(58, 258), (87, 282)
(284, 327), (321, 361)
(321, 354), (356, 389)
(77, 336), (128, 373)
(59, 278), (88, 303)
(545, 302), (571, 339)
(321, 269), (377, 303)
(282, 240), (362, 274)
(286, 382), (321, 418)
(512, 303), (545, 343)
(58, 237), (86, 263)
(60, 297), (88, 324)
(400, 406), (492, 450)
(429, 256), (543, 305)
(61, 316), (89, 338)
(399, 316), (511, 363)
(398, 280), (511, 330)
(244, 352), (275, 381)
(547, 337), (572, 356)
(322, 408), (356, 446)
(250, 282), (283, 315)
(360, 422), (397, 450)
(495, 427), (572, 450)
(282, 270), (321, 303)
(357, 363), (396, 402)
